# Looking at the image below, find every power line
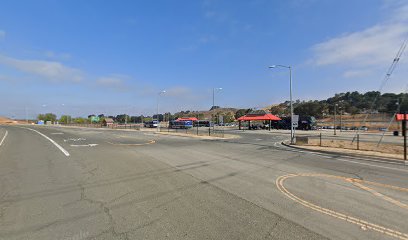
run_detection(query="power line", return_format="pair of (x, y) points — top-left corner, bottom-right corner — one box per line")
(352, 37), (407, 142)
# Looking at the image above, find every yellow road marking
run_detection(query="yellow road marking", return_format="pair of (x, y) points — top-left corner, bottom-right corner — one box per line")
(276, 173), (408, 240)
(351, 181), (408, 210)
(106, 140), (156, 146)
(350, 178), (408, 193)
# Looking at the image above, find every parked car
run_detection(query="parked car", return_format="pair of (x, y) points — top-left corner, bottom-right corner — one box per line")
(144, 120), (158, 128)
(359, 126), (368, 131)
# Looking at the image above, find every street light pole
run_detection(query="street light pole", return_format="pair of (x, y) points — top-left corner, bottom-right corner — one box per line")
(157, 90), (166, 131)
(269, 65), (294, 144)
(334, 104), (338, 135)
(212, 87), (222, 131)
(212, 87), (222, 109)
(25, 106), (28, 124)
(213, 88), (215, 108)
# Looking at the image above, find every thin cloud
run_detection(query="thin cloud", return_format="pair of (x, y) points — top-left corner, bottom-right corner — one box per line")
(0, 30), (5, 40)
(343, 69), (373, 78)
(310, 2), (408, 68)
(0, 54), (83, 82)
(95, 76), (127, 90)
(44, 50), (71, 60)
(164, 86), (192, 97)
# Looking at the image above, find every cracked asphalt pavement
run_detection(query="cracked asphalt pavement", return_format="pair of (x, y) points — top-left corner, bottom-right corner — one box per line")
(0, 125), (407, 240)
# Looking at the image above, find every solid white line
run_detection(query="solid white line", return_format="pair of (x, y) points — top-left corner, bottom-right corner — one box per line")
(276, 141), (408, 172)
(0, 130), (8, 147)
(335, 158), (408, 172)
(21, 127), (70, 157)
(70, 144), (98, 147)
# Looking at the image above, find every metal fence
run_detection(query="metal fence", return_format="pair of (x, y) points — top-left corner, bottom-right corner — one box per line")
(62, 123), (141, 130)
(296, 133), (404, 156)
(159, 126), (225, 138)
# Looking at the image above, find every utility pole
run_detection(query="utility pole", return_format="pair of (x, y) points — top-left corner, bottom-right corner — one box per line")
(404, 112), (407, 161)
(339, 107), (343, 132)
(334, 104), (338, 135)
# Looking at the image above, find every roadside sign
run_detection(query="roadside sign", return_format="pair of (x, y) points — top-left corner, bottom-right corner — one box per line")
(396, 114), (408, 121)
(218, 115), (224, 125)
(292, 115), (299, 127)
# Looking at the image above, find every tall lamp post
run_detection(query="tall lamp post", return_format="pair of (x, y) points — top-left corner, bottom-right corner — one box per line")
(212, 87), (222, 130)
(157, 90), (166, 131)
(334, 103), (338, 135)
(269, 65), (294, 144)
(212, 88), (223, 109)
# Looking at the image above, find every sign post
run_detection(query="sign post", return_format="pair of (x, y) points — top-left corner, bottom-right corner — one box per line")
(292, 115), (299, 143)
(404, 112), (407, 161)
(395, 113), (407, 163)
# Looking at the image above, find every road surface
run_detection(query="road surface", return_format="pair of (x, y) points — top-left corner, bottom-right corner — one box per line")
(0, 125), (407, 240)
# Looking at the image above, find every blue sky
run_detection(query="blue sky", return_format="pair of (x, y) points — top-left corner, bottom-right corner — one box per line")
(0, 0), (407, 118)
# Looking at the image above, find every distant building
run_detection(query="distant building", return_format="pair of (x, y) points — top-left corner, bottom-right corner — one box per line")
(102, 118), (114, 126)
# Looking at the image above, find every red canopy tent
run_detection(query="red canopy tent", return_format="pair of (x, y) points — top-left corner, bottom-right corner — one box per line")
(237, 113), (281, 121)
(237, 111), (281, 130)
(176, 117), (198, 122)
(395, 114), (408, 121)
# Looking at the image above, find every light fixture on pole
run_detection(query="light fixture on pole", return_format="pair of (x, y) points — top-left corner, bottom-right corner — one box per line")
(269, 65), (294, 144)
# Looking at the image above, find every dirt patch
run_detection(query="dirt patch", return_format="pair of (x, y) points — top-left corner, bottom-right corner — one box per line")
(304, 138), (404, 156)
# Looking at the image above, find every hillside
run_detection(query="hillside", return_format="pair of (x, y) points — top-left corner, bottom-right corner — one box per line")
(0, 117), (19, 124)
(173, 107), (238, 122)
(267, 91), (408, 119)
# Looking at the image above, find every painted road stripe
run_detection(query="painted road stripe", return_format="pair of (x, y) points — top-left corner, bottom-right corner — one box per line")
(70, 144), (98, 147)
(21, 127), (70, 157)
(276, 173), (408, 240)
(50, 132), (64, 135)
(335, 158), (408, 173)
(275, 141), (408, 172)
(0, 130), (8, 147)
(106, 140), (156, 146)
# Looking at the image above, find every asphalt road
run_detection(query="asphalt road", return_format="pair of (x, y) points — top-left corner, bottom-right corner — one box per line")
(0, 125), (407, 240)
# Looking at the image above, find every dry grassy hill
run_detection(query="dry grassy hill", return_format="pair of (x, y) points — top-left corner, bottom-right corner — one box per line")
(318, 113), (401, 131)
(0, 117), (21, 125)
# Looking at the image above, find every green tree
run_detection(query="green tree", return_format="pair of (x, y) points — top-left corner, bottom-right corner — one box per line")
(223, 112), (235, 123)
(37, 113), (57, 122)
(73, 117), (88, 124)
(235, 109), (251, 119)
(294, 101), (325, 118)
(116, 114), (130, 123)
(59, 115), (72, 124)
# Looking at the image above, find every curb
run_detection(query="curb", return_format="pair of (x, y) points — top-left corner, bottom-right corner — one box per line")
(281, 141), (405, 164)
(155, 131), (239, 140)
